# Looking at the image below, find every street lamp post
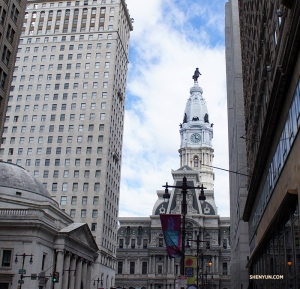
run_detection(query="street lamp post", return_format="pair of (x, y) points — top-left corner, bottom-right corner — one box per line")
(14, 253), (33, 289)
(62, 268), (76, 289)
(186, 235), (212, 289)
(163, 176), (207, 276)
(93, 277), (103, 289)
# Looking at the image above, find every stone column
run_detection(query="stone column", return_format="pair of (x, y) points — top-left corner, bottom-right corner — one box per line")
(124, 257), (127, 274)
(167, 256), (169, 274)
(75, 258), (83, 289)
(69, 255), (77, 289)
(171, 258), (175, 274)
(86, 262), (92, 289)
(62, 252), (71, 289)
(149, 255), (152, 273)
(55, 250), (64, 289)
(152, 255), (155, 273)
(82, 261), (88, 289)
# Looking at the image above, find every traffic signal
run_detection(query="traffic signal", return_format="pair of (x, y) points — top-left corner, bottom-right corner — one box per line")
(53, 272), (59, 283)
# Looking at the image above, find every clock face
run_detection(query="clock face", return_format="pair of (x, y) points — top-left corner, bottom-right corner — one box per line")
(190, 133), (201, 143)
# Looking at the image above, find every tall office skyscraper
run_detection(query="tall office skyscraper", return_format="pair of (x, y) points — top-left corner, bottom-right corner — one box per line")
(0, 0), (26, 135)
(0, 0), (133, 285)
(225, 0), (249, 288)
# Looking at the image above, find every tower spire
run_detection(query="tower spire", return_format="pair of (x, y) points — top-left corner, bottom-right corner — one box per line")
(179, 70), (214, 189)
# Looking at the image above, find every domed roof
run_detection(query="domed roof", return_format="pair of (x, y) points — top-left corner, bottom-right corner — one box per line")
(183, 82), (209, 125)
(0, 161), (51, 198)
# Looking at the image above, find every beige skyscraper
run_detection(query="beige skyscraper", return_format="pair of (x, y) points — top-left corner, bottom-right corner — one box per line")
(0, 0), (133, 286)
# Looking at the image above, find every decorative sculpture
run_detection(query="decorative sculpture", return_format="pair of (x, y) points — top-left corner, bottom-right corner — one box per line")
(192, 68), (201, 81)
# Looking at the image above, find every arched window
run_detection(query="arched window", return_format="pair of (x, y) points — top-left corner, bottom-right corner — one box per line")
(194, 156), (198, 167)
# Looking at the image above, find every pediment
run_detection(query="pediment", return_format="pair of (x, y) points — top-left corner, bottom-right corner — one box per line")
(60, 223), (98, 251)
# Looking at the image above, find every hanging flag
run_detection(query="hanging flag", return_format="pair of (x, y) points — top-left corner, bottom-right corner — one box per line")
(160, 214), (182, 258)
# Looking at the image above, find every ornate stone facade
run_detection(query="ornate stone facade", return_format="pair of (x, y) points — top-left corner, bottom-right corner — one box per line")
(115, 78), (231, 289)
(0, 161), (99, 289)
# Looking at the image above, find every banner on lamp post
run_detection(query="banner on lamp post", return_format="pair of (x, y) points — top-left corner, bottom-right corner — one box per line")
(185, 256), (197, 285)
(160, 214), (182, 258)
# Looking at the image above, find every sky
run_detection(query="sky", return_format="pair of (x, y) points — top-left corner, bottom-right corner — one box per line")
(119, 0), (230, 218)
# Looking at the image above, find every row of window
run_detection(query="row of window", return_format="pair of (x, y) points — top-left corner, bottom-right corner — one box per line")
(28, 7), (109, 20)
(18, 61), (110, 72)
(25, 16), (114, 29)
(8, 102), (106, 112)
(10, 92), (108, 101)
(28, 169), (101, 179)
(61, 195), (99, 205)
(22, 33), (113, 44)
(71, 209), (98, 218)
(116, 261), (228, 275)
(28, 0), (115, 9)
(53, 182), (99, 192)
(3, 135), (104, 145)
(250, 79), (300, 242)
(12, 146), (102, 155)
(25, 25), (114, 35)
(6, 113), (106, 123)
(20, 53), (110, 64)
(16, 64), (110, 75)
(119, 238), (148, 249)
(16, 82), (109, 91)
(14, 79), (108, 91)
(117, 261), (148, 275)
(4, 124), (105, 134)
(16, 158), (102, 167)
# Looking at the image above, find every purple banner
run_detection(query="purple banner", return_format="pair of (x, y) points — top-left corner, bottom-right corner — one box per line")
(160, 214), (182, 258)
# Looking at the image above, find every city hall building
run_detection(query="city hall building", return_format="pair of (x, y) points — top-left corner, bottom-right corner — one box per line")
(115, 78), (231, 289)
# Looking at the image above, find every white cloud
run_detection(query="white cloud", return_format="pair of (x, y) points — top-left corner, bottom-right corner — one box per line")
(120, 0), (230, 218)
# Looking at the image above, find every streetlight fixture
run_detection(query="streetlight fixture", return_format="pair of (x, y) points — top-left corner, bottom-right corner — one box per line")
(93, 277), (103, 288)
(185, 234), (213, 289)
(14, 253), (33, 289)
(62, 268), (76, 289)
(162, 176), (207, 276)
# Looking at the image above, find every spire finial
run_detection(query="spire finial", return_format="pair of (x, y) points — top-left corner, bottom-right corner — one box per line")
(192, 68), (201, 82)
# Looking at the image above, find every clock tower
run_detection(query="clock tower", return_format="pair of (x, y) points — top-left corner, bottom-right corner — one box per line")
(179, 70), (214, 189)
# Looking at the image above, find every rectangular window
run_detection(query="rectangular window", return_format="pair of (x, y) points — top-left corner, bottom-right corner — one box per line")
(118, 261), (123, 274)
(70, 209), (76, 218)
(1, 250), (12, 267)
(143, 239), (148, 249)
(130, 262), (135, 274)
(60, 196), (67, 205)
(91, 223), (97, 231)
(158, 265), (162, 274)
(159, 238), (163, 247)
(142, 262), (147, 274)
(131, 239), (136, 249)
(92, 197), (99, 206)
(71, 196), (77, 205)
(222, 263), (227, 275)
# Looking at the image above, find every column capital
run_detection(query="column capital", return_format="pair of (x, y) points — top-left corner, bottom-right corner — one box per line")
(71, 254), (78, 261)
